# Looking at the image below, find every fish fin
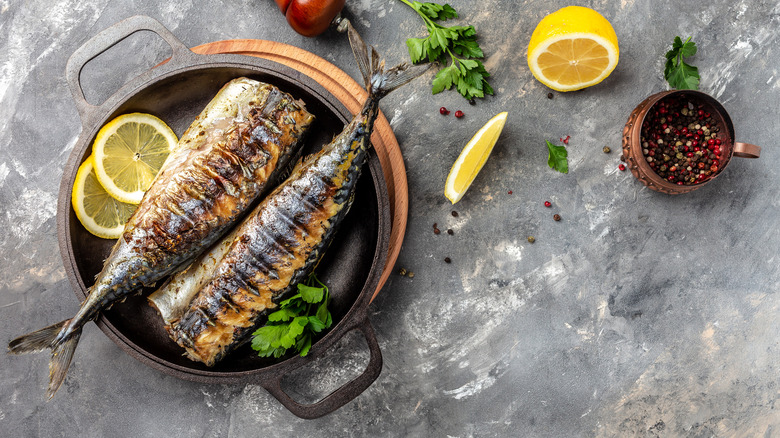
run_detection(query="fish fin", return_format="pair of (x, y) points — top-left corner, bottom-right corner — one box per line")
(9, 319), (82, 400)
(346, 22), (430, 99)
(46, 328), (81, 400)
(8, 320), (68, 354)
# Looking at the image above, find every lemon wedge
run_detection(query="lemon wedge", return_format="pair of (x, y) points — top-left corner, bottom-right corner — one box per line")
(527, 6), (619, 92)
(72, 156), (138, 239)
(92, 113), (177, 204)
(445, 112), (508, 204)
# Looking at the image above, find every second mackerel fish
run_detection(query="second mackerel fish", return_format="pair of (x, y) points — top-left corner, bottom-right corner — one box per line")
(148, 23), (428, 366)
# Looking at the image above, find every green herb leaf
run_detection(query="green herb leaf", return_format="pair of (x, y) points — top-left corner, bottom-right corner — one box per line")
(406, 37), (426, 63)
(664, 36), (700, 90)
(307, 315), (327, 333)
(278, 293), (301, 308)
(268, 308), (296, 322)
(400, 0), (492, 100)
(432, 64), (458, 94)
(250, 273), (333, 359)
(316, 300), (330, 327)
(546, 140), (569, 174)
(298, 283), (324, 303)
(297, 334), (313, 357)
(412, 1), (458, 21)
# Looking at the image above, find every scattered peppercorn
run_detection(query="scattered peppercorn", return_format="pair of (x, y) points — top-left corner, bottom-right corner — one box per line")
(398, 268), (407, 276)
(620, 154), (626, 162)
(444, 257), (452, 263)
(447, 229), (454, 235)
(618, 163), (626, 171)
(547, 92), (553, 99)
(527, 236), (535, 243)
(455, 110), (464, 118)
(451, 210), (459, 217)
(553, 214), (561, 221)
(434, 228), (441, 235)
(469, 98), (476, 106)
(603, 146), (611, 154)
(544, 201), (552, 208)
(439, 107), (450, 115)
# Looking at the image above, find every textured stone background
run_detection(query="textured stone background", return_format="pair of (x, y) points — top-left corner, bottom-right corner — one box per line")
(1, 0), (778, 436)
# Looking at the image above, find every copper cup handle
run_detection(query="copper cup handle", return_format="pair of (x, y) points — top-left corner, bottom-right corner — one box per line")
(733, 142), (761, 159)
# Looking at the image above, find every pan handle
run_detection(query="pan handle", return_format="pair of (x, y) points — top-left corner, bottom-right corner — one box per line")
(65, 15), (197, 127)
(259, 315), (383, 419)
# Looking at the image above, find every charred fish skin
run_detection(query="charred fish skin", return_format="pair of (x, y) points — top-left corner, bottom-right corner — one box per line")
(7, 78), (315, 399)
(158, 23), (428, 367)
(171, 119), (370, 365)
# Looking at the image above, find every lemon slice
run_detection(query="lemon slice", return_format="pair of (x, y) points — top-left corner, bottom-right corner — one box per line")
(72, 156), (138, 239)
(445, 112), (508, 204)
(92, 113), (177, 204)
(527, 6), (619, 92)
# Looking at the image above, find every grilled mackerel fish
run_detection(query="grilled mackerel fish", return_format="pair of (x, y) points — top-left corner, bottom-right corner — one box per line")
(149, 24), (427, 366)
(8, 78), (314, 398)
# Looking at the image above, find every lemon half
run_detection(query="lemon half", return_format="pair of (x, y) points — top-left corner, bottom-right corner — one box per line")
(92, 113), (177, 204)
(527, 6), (619, 92)
(72, 156), (138, 239)
(445, 112), (508, 204)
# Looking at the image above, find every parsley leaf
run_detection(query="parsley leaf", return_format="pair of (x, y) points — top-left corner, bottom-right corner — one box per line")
(664, 36), (700, 90)
(546, 140), (569, 174)
(400, 0), (493, 100)
(299, 283), (325, 303)
(251, 273), (333, 358)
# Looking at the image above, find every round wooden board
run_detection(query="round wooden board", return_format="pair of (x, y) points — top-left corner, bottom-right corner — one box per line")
(191, 40), (406, 302)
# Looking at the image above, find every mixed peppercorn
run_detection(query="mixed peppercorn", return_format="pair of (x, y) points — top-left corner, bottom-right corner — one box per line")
(641, 96), (724, 185)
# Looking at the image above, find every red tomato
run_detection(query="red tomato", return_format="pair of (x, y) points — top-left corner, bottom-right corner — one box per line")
(274, 0), (346, 37)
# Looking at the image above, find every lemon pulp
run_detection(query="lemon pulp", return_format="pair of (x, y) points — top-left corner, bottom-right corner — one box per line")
(92, 113), (177, 204)
(527, 6), (619, 92)
(445, 112), (509, 204)
(72, 156), (137, 239)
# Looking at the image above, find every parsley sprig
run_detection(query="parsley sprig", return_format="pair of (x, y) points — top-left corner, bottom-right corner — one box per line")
(400, 0), (493, 100)
(251, 274), (333, 359)
(664, 36), (700, 90)
(546, 140), (568, 174)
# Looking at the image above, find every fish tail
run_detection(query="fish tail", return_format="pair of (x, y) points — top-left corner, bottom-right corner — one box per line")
(346, 22), (430, 100)
(8, 320), (69, 354)
(8, 319), (82, 399)
(47, 329), (80, 399)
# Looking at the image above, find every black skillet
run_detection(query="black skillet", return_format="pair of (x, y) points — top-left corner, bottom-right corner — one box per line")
(56, 15), (389, 419)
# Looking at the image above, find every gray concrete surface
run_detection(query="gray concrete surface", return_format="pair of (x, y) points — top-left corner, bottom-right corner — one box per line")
(2, 0), (779, 436)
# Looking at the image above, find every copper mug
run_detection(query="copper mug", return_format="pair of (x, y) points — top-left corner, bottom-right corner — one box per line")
(622, 90), (761, 194)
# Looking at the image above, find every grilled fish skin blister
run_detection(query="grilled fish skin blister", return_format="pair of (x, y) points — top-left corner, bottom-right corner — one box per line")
(8, 77), (315, 399)
(151, 23), (428, 367)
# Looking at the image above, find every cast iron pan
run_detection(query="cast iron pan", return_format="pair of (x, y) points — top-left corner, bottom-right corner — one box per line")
(56, 16), (390, 419)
